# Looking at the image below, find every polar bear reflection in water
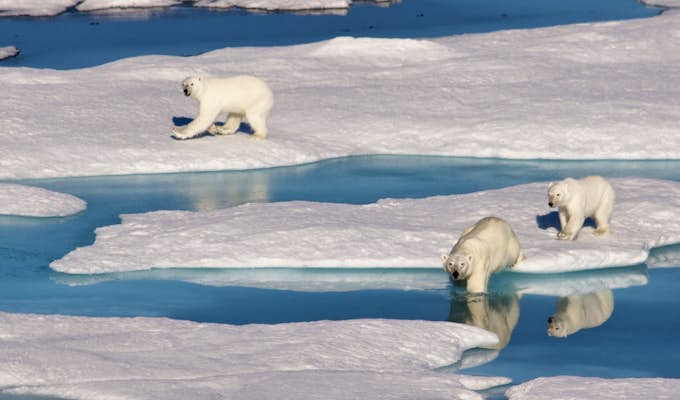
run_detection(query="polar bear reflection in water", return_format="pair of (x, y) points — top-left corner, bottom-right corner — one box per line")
(449, 293), (521, 350)
(547, 290), (614, 338)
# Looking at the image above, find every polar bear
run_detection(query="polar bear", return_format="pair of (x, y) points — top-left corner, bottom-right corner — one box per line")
(547, 290), (614, 338)
(449, 293), (521, 350)
(172, 75), (273, 140)
(441, 217), (524, 294)
(548, 176), (615, 240)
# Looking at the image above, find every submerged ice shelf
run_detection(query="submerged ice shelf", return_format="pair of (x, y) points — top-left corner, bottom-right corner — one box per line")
(51, 179), (680, 277)
(506, 376), (680, 400)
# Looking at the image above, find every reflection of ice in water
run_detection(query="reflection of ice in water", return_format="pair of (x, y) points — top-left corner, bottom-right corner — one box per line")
(547, 290), (614, 338)
(188, 170), (270, 211)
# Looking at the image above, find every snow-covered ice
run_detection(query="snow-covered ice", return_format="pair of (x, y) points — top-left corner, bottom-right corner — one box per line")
(2, 9), (680, 178)
(506, 376), (680, 400)
(0, 0), (77, 17)
(0, 183), (86, 217)
(0, 312), (507, 400)
(0, 46), (18, 60)
(51, 179), (680, 277)
(76, 0), (182, 12)
(194, 0), (352, 12)
(0, 0), (371, 16)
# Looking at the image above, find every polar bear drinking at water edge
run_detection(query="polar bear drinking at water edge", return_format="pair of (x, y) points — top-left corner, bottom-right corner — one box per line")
(441, 217), (524, 294)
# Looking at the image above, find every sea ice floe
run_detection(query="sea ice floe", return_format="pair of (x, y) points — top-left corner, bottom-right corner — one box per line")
(0, 0), (78, 16)
(1, 9), (680, 178)
(0, 183), (86, 217)
(0, 0), (371, 16)
(51, 179), (680, 280)
(506, 376), (680, 400)
(0, 312), (507, 400)
(0, 46), (18, 60)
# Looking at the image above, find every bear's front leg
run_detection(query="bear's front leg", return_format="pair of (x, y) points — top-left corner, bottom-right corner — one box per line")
(172, 107), (219, 140)
(557, 214), (584, 240)
(466, 272), (489, 294)
(172, 126), (193, 140)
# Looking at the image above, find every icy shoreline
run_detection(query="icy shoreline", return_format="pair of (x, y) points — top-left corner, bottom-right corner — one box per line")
(51, 179), (680, 276)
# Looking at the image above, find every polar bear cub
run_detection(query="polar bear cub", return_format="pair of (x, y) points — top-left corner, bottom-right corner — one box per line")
(441, 217), (524, 294)
(547, 290), (614, 338)
(172, 75), (273, 140)
(548, 176), (615, 240)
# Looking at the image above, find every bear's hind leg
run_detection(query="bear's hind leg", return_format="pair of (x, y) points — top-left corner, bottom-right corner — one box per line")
(593, 209), (611, 236)
(218, 113), (242, 135)
(247, 112), (268, 140)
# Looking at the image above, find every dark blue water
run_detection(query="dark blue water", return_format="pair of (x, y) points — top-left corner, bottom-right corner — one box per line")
(0, 0), (660, 69)
(1, 156), (680, 386)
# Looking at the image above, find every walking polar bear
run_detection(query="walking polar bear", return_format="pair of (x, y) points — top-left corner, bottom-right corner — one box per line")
(441, 217), (524, 294)
(547, 290), (614, 338)
(172, 75), (273, 140)
(548, 176), (615, 240)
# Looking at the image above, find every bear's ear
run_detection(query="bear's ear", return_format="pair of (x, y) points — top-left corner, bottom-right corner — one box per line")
(440, 254), (449, 262)
(466, 254), (473, 262)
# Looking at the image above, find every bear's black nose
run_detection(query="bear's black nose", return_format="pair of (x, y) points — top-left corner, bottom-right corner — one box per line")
(548, 202), (553, 207)
(452, 271), (459, 279)
(548, 317), (553, 324)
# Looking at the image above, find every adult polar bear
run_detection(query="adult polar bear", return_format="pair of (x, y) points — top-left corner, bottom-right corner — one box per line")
(172, 75), (273, 140)
(548, 176), (615, 240)
(441, 217), (524, 294)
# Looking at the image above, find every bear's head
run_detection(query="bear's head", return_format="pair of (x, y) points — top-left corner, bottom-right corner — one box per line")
(548, 181), (568, 208)
(441, 253), (473, 281)
(546, 315), (568, 337)
(181, 76), (203, 99)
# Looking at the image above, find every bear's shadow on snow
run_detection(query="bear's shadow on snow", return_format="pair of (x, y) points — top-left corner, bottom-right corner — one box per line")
(536, 211), (596, 230)
(171, 116), (254, 140)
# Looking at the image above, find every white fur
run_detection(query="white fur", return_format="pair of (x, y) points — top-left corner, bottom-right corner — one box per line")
(441, 217), (524, 294)
(548, 176), (615, 240)
(547, 290), (614, 338)
(172, 75), (274, 140)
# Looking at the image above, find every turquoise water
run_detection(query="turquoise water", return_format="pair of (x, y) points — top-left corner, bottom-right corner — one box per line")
(1, 156), (680, 387)
(0, 0), (660, 69)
